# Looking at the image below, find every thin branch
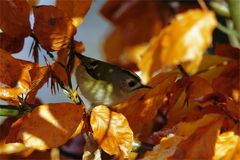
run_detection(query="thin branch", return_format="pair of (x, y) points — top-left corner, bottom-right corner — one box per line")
(177, 65), (189, 77)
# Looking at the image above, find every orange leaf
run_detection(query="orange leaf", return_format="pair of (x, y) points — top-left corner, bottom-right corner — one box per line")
(17, 103), (84, 150)
(56, 0), (92, 28)
(0, 0), (31, 38)
(143, 114), (222, 159)
(0, 49), (23, 87)
(90, 105), (133, 158)
(102, 1), (173, 69)
(0, 33), (24, 53)
(186, 75), (213, 102)
(116, 72), (178, 139)
(33, 5), (76, 51)
(138, 9), (217, 82)
(0, 52), (50, 104)
(212, 60), (239, 102)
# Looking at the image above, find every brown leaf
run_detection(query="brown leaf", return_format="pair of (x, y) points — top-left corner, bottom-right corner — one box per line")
(16, 103), (84, 150)
(170, 117), (222, 159)
(0, 33), (24, 53)
(0, 54), (50, 104)
(215, 43), (240, 59)
(0, 0), (31, 38)
(212, 60), (240, 102)
(138, 9), (217, 82)
(56, 0), (92, 28)
(102, 1), (173, 69)
(186, 75), (213, 102)
(0, 49), (23, 87)
(90, 105), (133, 158)
(33, 5), (76, 51)
(116, 72), (178, 139)
(143, 114), (222, 159)
(0, 117), (17, 144)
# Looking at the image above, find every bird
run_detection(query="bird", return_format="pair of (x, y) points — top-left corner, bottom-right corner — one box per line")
(75, 53), (151, 107)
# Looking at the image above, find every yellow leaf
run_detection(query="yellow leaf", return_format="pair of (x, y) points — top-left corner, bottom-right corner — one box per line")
(138, 9), (217, 82)
(56, 0), (92, 28)
(90, 105), (133, 158)
(214, 131), (240, 160)
(17, 103), (84, 150)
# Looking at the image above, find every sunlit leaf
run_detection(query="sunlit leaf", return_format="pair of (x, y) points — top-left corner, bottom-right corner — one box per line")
(0, 52), (50, 104)
(56, 0), (92, 28)
(90, 105), (133, 158)
(138, 9), (217, 82)
(17, 103), (84, 150)
(213, 131), (240, 160)
(116, 72), (178, 139)
(33, 5), (76, 51)
(102, 1), (173, 69)
(0, 0), (31, 38)
(143, 114), (222, 159)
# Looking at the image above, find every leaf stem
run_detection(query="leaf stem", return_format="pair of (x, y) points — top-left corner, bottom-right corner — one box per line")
(177, 65), (189, 77)
(209, 1), (230, 17)
(0, 105), (22, 117)
(228, 0), (240, 36)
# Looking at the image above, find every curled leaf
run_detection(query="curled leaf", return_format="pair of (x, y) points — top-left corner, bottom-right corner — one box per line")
(90, 105), (133, 158)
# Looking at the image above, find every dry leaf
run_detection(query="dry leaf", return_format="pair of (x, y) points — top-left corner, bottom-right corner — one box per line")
(33, 5), (76, 51)
(0, 33), (24, 53)
(90, 105), (133, 158)
(16, 103), (84, 150)
(102, 1), (173, 69)
(138, 9), (217, 82)
(0, 0), (31, 38)
(213, 131), (240, 160)
(56, 0), (92, 28)
(212, 60), (239, 102)
(116, 72), (178, 139)
(143, 114), (222, 159)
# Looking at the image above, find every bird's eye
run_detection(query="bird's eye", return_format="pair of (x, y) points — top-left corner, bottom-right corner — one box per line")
(128, 80), (137, 87)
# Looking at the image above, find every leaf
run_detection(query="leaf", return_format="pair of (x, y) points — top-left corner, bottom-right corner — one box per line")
(0, 49), (23, 87)
(16, 103), (84, 150)
(90, 105), (133, 158)
(212, 60), (239, 102)
(116, 71), (178, 139)
(56, 0), (92, 28)
(33, 5), (76, 51)
(215, 43), (240, 59)
(213, 131), (240, 160)
(0, 53), (50, 104)
(186, 75), (213, 102)
(138, 9), (217, 82)
(143, 114), (222, 159)
(0, 33), (24, 53)
(102, 1), (173, 69)
(0, 0), (31, 38)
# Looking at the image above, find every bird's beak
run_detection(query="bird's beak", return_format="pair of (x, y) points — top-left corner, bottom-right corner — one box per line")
(139, 85), (152, 89)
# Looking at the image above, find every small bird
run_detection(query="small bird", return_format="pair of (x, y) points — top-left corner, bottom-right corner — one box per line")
(75, 54), (151, 107)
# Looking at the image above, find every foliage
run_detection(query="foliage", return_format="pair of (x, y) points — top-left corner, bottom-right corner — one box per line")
(0, 0), (239, 159)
